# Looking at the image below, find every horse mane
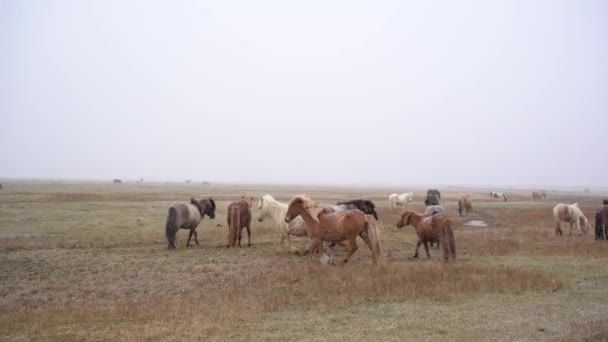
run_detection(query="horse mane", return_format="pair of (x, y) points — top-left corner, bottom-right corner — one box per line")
(289, 194), (317, 208)
(208, 198), (216, 210)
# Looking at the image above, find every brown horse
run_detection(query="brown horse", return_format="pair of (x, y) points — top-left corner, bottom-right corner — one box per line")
(396, 211), (456, 262)
(284, 195), (380, 264)
(458, 195), (472, 216)
(226, 196), (254, 247)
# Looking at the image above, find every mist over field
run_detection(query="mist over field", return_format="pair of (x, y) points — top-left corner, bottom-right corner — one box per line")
(1, 1), (607, 187)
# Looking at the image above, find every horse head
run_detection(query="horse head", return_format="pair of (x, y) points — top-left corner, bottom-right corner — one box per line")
(285, 195), (324, 223)
(241, 195), (254, 208)
(204, 198), (216, 219)
(396, 211), (412, 228)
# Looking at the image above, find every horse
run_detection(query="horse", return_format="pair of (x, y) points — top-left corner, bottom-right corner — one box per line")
(427, 189), (441, 199)
(113, 179), (122, 184)
(136, 178), (144, 184)
(201, 181), (210, 187)
(388, 193), (414, 212)
(0, 181), (3, 190)
(424, 205), (445, 216)
(227, 195), (254, 247)
(532, 191), (547, 200)
(335, 199), (379, 220)
(601, 205), (608, 241)
(458, 195), (472, 216)
(490, 191), (508, 202)
(185, 179), (192, 184)
(165, 197), (216, 249)
(284, 195), (380, 264)
(256, 194), (308, 246)
(424, 194), (440, 206)
(396, 211), (455, 262)
(596, 207), (605, 241)
(552, 203), (590, 236)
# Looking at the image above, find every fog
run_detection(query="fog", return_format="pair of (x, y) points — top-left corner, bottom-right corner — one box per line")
(1, 1), (606, 187)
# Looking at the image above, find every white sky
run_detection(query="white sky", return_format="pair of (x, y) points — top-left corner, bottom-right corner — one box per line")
(1, 1), (606, 187)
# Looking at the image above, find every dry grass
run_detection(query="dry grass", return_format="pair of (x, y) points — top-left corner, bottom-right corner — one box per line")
(0, 184), (607, 341)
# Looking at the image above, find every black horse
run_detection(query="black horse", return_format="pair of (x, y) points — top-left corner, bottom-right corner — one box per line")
(336, 199), (379, 220)
(425, 194), (440, 206)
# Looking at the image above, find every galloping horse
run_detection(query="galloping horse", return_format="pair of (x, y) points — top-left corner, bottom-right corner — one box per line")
(388, 193), (414, 212)
(396, 211), (455, 262)
(285, 195), (380, 264)
(165, 198), (216, 249)
(553, 203), (590, 236)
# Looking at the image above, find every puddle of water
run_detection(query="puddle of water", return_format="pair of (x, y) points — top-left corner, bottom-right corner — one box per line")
(464, 220), (488, 227)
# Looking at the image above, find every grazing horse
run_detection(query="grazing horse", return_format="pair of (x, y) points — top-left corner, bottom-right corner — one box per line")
(284, 195), (380, 264)
(490, 191), (508, 202)
(388, 193), (414, 212)
(427, 189), (441, 200)
(113, 179), (122, 184)
(458, 195), (473, 216)
(553, 203), (590, 236)
(532, 191), (547, 200)
(336, 199), (379, 220)
(257, 194), (308, 245)
(596, 207), (605, 241)
(165, 197), (216, 249)
(227, 196), (254, 247)
(425, 194), (440, 206)
(396, 211), (455, 262)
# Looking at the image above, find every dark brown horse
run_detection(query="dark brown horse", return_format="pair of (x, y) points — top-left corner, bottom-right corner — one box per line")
(396, 211), (456, 262)
(165, 198), (216, 249)
(226, 196), (254, 247)
(425, 194), (440, 206)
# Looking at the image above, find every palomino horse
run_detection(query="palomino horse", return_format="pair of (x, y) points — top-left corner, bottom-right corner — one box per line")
(553, 203), (590, 236)
(458, 195), (473, 216)
(532, 191), (547, 200)
(427, 189), (441, 200)
(396, 211), (456, 262)
(165, 198), (216, 249)
(257, 194), (308, 246)
(490, 191), (508, 202)
(227, 195), (254, 247)
(388, 193), (414, 212)
(284, 195), (380, 264)
(335, 199), (379, 220)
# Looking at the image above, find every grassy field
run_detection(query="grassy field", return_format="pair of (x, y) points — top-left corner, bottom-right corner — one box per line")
(1, 182), (607, 341)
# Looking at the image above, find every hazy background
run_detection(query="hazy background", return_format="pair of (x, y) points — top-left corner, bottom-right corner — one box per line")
(1, 1), (606, 187)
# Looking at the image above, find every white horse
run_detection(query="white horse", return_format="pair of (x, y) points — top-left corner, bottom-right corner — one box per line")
(388, 192), (414, 212)
(256, 194), (308, 246)
(490, 191), (508, 202)
(553, 203), (590, 236)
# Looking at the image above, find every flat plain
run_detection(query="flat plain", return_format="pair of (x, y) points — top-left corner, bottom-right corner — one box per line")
(1, 182), (607, 341)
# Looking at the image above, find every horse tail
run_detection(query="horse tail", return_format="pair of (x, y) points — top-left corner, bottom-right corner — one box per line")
(228, 205), (240, 247)
(364, 215), (381, 261)
(444, 219), (456, 260)
(166, 206), (178, 249)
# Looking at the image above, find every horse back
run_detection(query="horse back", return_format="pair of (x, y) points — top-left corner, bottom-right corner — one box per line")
(173, 203), (202, 228)
(227, 201), (251, 228)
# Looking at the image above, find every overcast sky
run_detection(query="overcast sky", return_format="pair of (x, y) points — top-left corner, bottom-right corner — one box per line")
(1, 1), (606, 187)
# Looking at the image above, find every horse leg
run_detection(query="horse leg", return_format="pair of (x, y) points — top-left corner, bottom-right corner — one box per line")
(186, 229), (193, 247)
(422, 241), (431, 259)
(342, 239), (358, 264)
(246, 226), (252, 247)
(555, 221), (563, 236)
(237, 228), (242, 247)
(308, 239), (323, 259)
(193, 229), (199, 245)
(413, 240), (422, 258)
(359, 230), (377, 263)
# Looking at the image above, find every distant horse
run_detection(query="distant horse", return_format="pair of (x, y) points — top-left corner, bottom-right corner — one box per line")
(201, 181), (210, 187)
(388, 193), (414, 212)
(600, 205), (608, 241)
(335, 199), (379, 220)
(424, 194), (440, 206)
(458, 195), (473, 216)
(185, 179), (192, 184)
(396, 211), (455, 262)
(284, 195), (380, 264)
(113, 179), (123, 184)
(553, 203), (590, 236)
(427, 189), (441, 200)
(532, 191), (547, 200)
(490, 191), (508, 202)
(596, 207), (605, 241)
(424, 205), (445, 216)
(165, 197), (216, 249)
(257, 194), (308, 246)
(136, 178), (144, 184)
(227, 196), (254, 247)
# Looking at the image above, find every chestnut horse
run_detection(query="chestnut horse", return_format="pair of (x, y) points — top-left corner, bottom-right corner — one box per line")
(284, 195), (380, 264)
(396, 211), (456, 262)
(458, 195), (472, 216)
(227, 196), (254, 247)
